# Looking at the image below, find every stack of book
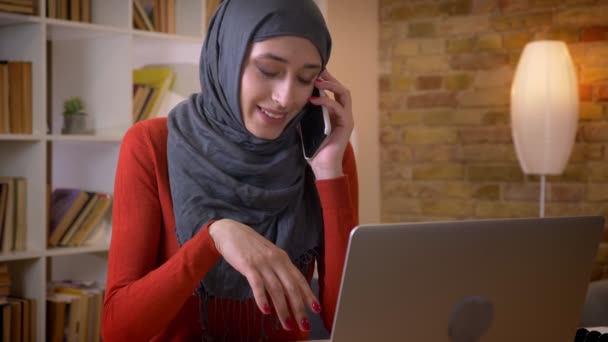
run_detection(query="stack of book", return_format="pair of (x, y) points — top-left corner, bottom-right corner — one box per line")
(0, 0), (35, 15)
(132, 66), (175, 123)
(132, 0), (175, 34)
(0, 61), (32, 135)
(49, 188), (112, 248)
(47, 280), (103, 342)
(46, 0), (91, 22)
(0, 177), (26, 253)
(0, 264), (36, 342)
(0, 263), (9, 297)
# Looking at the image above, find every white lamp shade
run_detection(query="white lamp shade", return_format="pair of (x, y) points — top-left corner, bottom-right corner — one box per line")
(511, 41), (579, 175)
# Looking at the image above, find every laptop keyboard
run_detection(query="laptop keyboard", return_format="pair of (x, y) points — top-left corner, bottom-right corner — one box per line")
(574, 328), (608, 341)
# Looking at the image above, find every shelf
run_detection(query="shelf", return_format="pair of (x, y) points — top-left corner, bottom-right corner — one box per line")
(0, 250), (43, 262)
(0, 134), (44, 141)
(46, 17), (203, 43)
(46, 18), (130, 41)
(47, 134), (123, 143)
(132, 29), (202, 43)
(46, 244), (110, 257)
(0, 11), (40, 26)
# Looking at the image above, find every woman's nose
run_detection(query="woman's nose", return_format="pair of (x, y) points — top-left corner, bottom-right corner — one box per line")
(271, 81), (295, 109)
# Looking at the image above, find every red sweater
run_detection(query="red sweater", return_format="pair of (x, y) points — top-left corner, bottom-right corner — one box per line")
(102, 118), (359, 341)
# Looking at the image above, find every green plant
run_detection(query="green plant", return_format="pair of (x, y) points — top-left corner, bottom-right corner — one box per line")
(63, 97), (85, 115)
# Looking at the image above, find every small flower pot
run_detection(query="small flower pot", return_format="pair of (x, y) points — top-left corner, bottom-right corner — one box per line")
(62, 113), (93, 135)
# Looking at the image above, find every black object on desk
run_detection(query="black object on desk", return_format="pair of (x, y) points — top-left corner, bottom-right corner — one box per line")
(586, 331), (602, 342)
(575, 328), (608, 342)
(576, 328), (590, 342)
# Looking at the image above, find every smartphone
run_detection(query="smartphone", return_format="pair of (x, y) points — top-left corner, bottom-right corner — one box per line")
(300, 87), (331, 161)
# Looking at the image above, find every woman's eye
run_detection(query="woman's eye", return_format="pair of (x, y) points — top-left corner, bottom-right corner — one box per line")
(258, 67), (279, 78)
(298, 78), (315, 85)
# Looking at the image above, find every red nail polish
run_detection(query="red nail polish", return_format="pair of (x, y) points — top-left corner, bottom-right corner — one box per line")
(301, 318), (311, 331)
(285, 317), (296, 330)
(312, 301), (322, 313)
(310, 96), (319, 100)
(262, 304), (270, 315)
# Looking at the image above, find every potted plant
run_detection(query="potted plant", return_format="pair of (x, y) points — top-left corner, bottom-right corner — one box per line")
(61, 97), (92, 134)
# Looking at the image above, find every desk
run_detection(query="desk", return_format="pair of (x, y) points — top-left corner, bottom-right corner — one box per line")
(307, 328), (608, 342)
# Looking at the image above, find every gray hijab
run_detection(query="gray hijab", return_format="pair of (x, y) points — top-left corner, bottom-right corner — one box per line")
(167, 0), (331, 338)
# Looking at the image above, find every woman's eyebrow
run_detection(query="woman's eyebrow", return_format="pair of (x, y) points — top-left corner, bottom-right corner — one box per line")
(256, 53), (322, 70)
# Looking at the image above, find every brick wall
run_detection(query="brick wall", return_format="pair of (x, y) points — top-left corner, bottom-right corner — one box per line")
(379, 0), (608, 279)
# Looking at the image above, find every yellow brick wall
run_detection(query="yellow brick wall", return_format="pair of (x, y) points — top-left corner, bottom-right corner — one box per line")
(379, 0), (608, 280)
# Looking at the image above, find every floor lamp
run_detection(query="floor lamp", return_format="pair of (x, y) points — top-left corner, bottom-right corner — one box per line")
(511, 41), (579, 218)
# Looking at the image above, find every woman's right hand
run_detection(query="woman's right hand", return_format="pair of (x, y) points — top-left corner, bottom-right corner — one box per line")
(208, 218), (321, 332)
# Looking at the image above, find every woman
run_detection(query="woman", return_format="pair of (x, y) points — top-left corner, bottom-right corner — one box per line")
(102, 0), (358, 340)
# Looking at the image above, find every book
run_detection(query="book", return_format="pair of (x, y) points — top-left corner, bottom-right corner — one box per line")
(69, 0), (79, 21)
(58, 193), (98, 246)
(0, 183), (8, 242)
(46, 297), (66, 342)
(132, 5), (147, 31)
(6, 296), (30, 342)
(49, 292), (85, 342)
(27, 298), (35, 342)
(152, 0), (162, 32)
(0, 61), (8, 134)
(166, 0), (175, 34)
(0, 0), (34, 6)
(46, 0), (57, 18)
(52, 285), (104, 342)
(0, 177), (14, 252)
(59, 0), (68, 20)
(0, 303), (11, 342)
(49, 189), (90, 247)
(7, 62), (23, 134)
(0, 2), (34, 14)
(136, 87), (156, 122)
(132, 66), (175, 122)
(20, 61), (32, 134)
(68, 194), (111, 247)
(13, 177), (26, 251)
(132, 84), (151, 122)
(133, 0), (154, 31)
(2, 61), (32, 134)
(7, 297), (22, 342)
(152, 63), (198, 98)
(80, 0), (91, 23)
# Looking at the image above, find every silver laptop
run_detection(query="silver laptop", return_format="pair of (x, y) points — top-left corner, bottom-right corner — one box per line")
(330, 216), (604, 342)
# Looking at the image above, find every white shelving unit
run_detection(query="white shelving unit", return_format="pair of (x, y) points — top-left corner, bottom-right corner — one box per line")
(0, 1), (207, 340)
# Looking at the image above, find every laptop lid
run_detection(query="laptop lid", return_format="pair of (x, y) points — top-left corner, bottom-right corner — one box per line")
(330, 216), (604, 342)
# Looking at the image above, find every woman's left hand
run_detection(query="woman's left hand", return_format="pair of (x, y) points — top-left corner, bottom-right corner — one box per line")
(307, 69), (354, 180)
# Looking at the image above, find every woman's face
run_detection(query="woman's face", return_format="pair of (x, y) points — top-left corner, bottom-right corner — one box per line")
(240, 36), (322, 140)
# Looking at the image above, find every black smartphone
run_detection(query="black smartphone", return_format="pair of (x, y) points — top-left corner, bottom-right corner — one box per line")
(300, 87), (331, 161)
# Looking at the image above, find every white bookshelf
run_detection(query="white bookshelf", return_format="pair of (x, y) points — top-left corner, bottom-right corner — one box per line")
(0, 1), (208, 340)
